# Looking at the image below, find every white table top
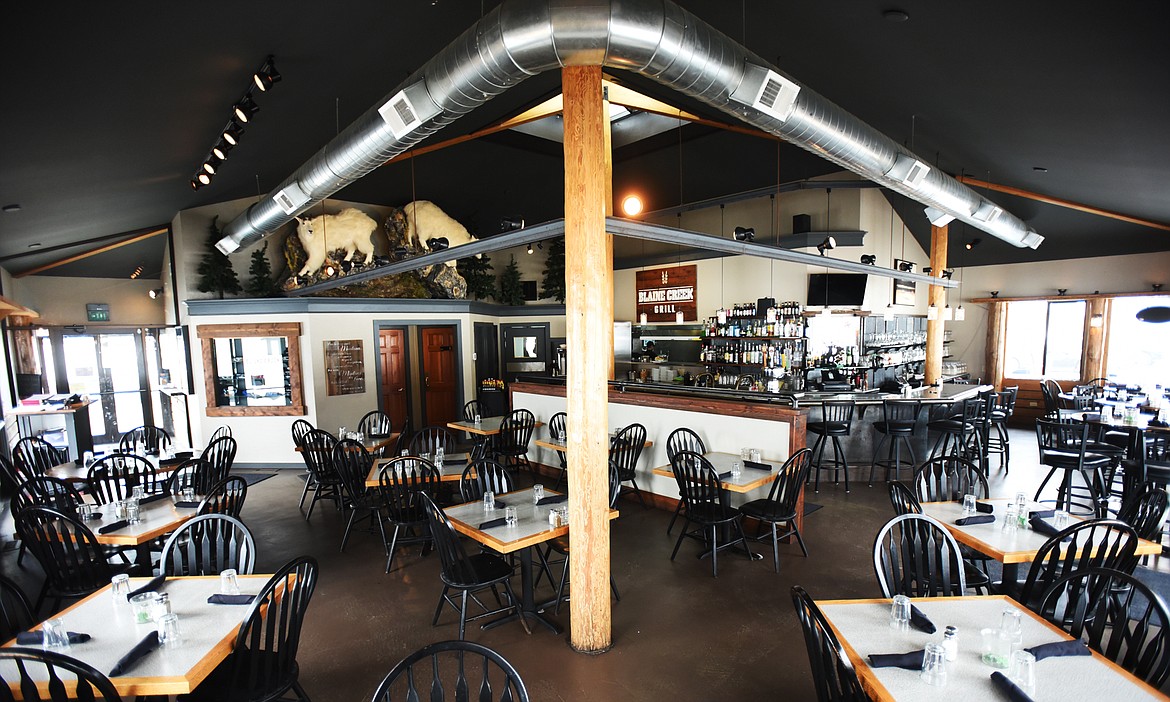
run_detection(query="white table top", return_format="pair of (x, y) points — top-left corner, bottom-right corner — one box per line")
(366, 456), (468, 486)
(444, 487), (616, 555)
(1, 575), (269, 696)
(447, 417), (506, 435)
(89, 497), (200, 546)
(651, 451), (778, 494)
(818, 595), (1166, 702)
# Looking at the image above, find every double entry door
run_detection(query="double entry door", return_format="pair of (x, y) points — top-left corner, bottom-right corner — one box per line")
(378, 325), (459, 430)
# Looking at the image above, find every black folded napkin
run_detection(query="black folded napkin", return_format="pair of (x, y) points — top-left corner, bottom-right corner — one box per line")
(1082, 413), (1103, 423)
(139, 493), (168, 505)
(990, 671), (1034, 702)
(1025, 639), (1091, 661)
(493, 499), (507, 509)
(161, 451), (193, 465)
(1150, 419), (1170, 428)
(16, 631), (91, 645)
(479, 517), (508, 529)
(910, 605), (936, 634)
(127, 574), (166, 601)
(98, 519), (129, 534)
(976, 502), (994, 514)
(1029, 516), (1071, 540)
(207, 594), (256, 605)
(109, 631), (159, 677)
(536, 494), (567, 506)
(174, 500), (200, 509)
(717, 470), (733, 480)
(867, 649), (924, 669)
(83, 512), (103, 521)
(1029, 509), (1055, 519)
(955, 514), (995, 526)
(742, 460), (772, 472)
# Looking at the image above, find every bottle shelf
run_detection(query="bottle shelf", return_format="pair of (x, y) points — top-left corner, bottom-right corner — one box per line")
(705, 335), (805, 341)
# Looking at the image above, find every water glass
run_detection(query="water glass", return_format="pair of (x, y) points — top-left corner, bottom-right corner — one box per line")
(435, 447), (445, 465)
(42, 618), (70, 651)
(220, 569), (241, 595)
(111, 573), (131, 602)
(740, 447), (751, 460)
(532, 484), (545, 504)
(483, 490), (496, 511)
(1054, 509), (1069, 529)
(749, 448), (762, 463)
(730, 461), (742, 478)
(962, 493), (976, 516)
(919, 642), (947, 686)
(557, 506), (569, 525)
(82, 450), (95, 468)
(1002, 503), (1018, 532)
(182, 486), (197, 503)
(77, 503), (93, 521)
(126, 499), (141, 524)
(338, 426), (348, 438)
(556, 429), (566, 442)
(157, 613), (183, 648)
(473, 413), (482, 425)
(420, 452), (431, 464)
(504, 506), (518, 527)
(981, 627), (1012, 668)
(1001, 609), (1023, 646)
(889, 594), (911, 631)
(1014, 492), (1027, 511)
(1009, 650), (1037, 696)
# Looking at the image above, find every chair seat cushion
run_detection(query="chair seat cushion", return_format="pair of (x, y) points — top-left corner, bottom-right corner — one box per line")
(872, 421), (915, 434)
(686, 502), (742, 524)
(457, 552), (514, 585)
(739, 499), (796, 522)
(809, 421), (850, 434)
(927, 420), (973, 432)
(183, 651), (299, 702)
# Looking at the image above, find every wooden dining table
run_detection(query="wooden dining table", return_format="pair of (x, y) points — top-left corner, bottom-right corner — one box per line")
(45, 450), (195, 483)
(1, 575), (269, 697)
(442, 487), (616, 635)
(364, 456), (469, 488)
(920, 499), (1162, 584)
(446, 417), (543, 437)
(89, 495), (202, 570)
(817, 594), (1169, 701)
(533, 432), (654, 453)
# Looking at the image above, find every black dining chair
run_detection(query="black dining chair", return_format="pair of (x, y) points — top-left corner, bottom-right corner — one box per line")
(888, 481), (921, 516)
(0, 575), (35, 643)
(200, 434), (238, 487)
(458, 459), (515, 503)
(1037, 566), (1170, 686)
(409, 425), (457, 458)
(547, 411), (568, 489)
(333, 438), (387, 553)
(185, 556), (318, 702)
(462, 400), (484, 422)
(872, 513), (967, 597)
(868, 399), (921, 486)
(393, 415), (415, 457)
(379, 456), (440, 573)
(301, 429), (341, 520)
(86, 452), (158, 504)
(198, 475), (249, 518)
(118, 424), (172, 455)
(11, 475), (86, 516)
(421, 493), (529, 639)
(668, 450), (755, 577)
(546, 460), (623, 614)
(913, 455), (989, 503)
(790, 586), (868, 702)
(13, 436), (65, 480)
(738, 448), (813, 573)
(209, 425), (233, 443)
(159, 513), (256, 576)
(808, 400), (855, 493)
(493, 409), (536, 474)
(986, 386), (1017, 472)
(926, 396), (982, 464)
(611, 422), (648, 508)
(358, 410), (394, 438)
(15, 506), (124, 614)
(371, 640), (530, 702)
(1017, 518), (1139, 608)
(164, 457), (210, 495)
(1034, 418), (1113, 515)
(665, 428), (706, 535)
(1117, 482), (1168, 562)
(0, 647), (123, 702)
(292, 418), (317, 509)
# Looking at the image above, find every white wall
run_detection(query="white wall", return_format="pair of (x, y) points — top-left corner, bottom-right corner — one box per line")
(8, 276), (165, 326)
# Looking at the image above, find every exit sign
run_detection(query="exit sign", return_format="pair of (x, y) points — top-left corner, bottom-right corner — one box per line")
(86, 303), (110, 322)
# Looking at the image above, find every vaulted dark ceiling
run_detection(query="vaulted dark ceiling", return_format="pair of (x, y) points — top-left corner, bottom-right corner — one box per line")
(1, 1), (1167, 279)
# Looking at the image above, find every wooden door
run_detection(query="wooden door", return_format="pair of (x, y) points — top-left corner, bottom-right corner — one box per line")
(420, 326), (458, 426)
(378, 328), (409, 427)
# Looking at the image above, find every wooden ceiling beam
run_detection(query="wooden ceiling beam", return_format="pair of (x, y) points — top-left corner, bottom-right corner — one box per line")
(968, 290), (1166, 304)
(14, 227), (168, 278)
(956, 176), (1170, 232)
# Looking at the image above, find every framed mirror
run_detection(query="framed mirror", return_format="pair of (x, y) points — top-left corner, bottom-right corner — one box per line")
(197, 323), (305, 417)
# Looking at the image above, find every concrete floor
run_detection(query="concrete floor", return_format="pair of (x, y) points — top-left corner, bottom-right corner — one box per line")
(1, 427), (1165, 701)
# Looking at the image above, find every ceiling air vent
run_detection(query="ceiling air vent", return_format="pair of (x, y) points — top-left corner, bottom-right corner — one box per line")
(274, 182), (311, 215)
(730, 64), (801, 123)
(972, 201), (1003, 222)
(885, 154), (931, 189)
(378, 82), (440, 141)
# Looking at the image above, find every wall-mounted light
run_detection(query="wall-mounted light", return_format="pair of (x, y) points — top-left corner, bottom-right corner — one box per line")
(733, 226), (755, 242)
(816, 236), (836, 256)
(1089, 313), (1104, 328)
(860, 254), (877, 265)
(148, 288), (164, 300)
(621, 195), (644, 217)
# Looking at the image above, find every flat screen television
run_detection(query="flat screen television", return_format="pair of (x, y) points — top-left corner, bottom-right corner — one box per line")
(806, 273), (868, 307)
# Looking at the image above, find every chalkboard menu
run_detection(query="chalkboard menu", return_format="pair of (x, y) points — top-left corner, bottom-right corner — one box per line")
(324, 340), (366, 396)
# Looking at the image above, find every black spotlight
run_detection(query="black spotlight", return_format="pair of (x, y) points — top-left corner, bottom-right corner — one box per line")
(860, 254), (877, 265)
(427, 237), (450, 252)
(252, 56), (282, 92)
(898, 260), (915, 273)
(733, 226), (755, 242)
(941, 269), (954, 280)
(233, 96), (259, 123)
(500, 217), (525, 232)
(816, 236), (836, 256)
(923, 267), (933, 275)
(990, 291), (999, 298)
(526, 243), (534, 255)
(965, 238), (982, 250)
(202, 153), (222, 175)
(374, 255), (393, 266)
(222, 123), (244, 146)
(340, 260), (354, 274)
(211, 138), (232, 161)
(392, 247), (410, 260)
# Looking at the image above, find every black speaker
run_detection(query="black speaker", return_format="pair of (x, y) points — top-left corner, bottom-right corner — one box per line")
(793, 213), (811, 233)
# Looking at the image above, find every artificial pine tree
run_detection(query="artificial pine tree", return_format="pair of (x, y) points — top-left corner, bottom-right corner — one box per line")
(457, 255), (495, 300)
(245, 247), (279, 297)
(539, 236), (566, 303)
(196, 217), (241, 299)
(496, 255), (524, 306)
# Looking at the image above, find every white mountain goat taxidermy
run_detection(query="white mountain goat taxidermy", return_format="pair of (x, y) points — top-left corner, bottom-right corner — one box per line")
(385, 200), (479, 269)
(294, 208), (377, 276)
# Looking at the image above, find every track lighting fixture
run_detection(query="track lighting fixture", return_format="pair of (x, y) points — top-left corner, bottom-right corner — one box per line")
(148, 288), (163, 300)
(860, 254), (877, 265)
(252, 56), (281, 92)
(733, 226), (755, 242)
(202, 155), (220, 175)
(191, 56), (279, 190)
(1057, 289), (1067, 296)
(526, 243), (534, 254)
(211, 139), (232, 161)
(500, 217), (525, 232)
(427, 237), (450, 251)
(898, 260), (915, 273)
(990, 291), (999, 298)
(233, 96), (259, 124)
(923, 267), (932, 275)
(222, 124), (243, 146)
(941, 269), (954, 280)
(965, 238), (982, 250)
(816, 236), (836, 256)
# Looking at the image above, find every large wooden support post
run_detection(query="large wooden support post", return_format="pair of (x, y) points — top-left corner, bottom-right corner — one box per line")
(563, 65), (612, 653)
(924, 224), (948, 385)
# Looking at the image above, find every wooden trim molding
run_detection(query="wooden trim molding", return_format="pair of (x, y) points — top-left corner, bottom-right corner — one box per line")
(197, 323), (305, 417)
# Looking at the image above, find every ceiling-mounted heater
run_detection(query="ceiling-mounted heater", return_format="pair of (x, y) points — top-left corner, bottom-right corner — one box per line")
(730, 64), (801, 123)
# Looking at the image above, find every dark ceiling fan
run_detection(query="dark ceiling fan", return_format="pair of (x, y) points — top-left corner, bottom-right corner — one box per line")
(1136, 306), (1170, 323)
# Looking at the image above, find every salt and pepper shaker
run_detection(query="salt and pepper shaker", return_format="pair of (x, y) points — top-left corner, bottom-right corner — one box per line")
(941, 626), (958, 662)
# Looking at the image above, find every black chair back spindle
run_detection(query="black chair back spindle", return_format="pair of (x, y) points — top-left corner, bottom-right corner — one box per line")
(371, 640), (530, 702)
(0, 647), (122, 701)
(198, 475), (249, 517)
(873, 513), (967, 597)
(790, 586), (868, 702)
(86, 453), (158, 504)
(160, 513), (256, 576)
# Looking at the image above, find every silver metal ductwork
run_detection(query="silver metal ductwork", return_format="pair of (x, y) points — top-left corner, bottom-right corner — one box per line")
(218, 0), (1041, 254)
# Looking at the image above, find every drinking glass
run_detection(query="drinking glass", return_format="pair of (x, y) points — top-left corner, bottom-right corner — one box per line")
(556, 429), (566, 442)
(157, 613), (183, 648)
(740, 447), (751, 460)
(126, 499), (141, 525)
(77, 503), (93, 521)
(420, 452), (431, 464)
(1009, 650), (1036, 696)
(1001, 609), (1024, 648)
(182, 486), (197, 503)
(1002, 504), (1018, 532)
(473, 413), (482, 425)
(919, 642), (947, 686)
(111, 573), (131, 602)
(338, 426), (348, 438)
(730, 460), (742, 478)
(981, 627), (1012, 668)
(82, 450), (95, 468)
(889, 594), (911, 631)
(1053, 509), (1069, 529)
(962, 493), (976, 516)
(557, 506), (569, 525)
(749, 448), (762, 463)
(114, 500), (128, 520)
(532, 484), (545, 504)
(435, 447), (445, 465)
(1014, 492), (1027, 511)
(483, 491), (495, 512)
(42, 618), (70, 651)
(504, 506), (518, 527)
(220, 569), (241, 595)
(130, 593), (157, 624)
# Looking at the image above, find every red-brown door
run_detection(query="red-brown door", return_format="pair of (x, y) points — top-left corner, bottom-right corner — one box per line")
(421, 326), (458, 426)
(379, 328), (409, 428)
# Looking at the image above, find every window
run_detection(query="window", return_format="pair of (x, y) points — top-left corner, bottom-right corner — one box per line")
(1106, 295), (1170, 384)
(1003, 300), (1085, 380)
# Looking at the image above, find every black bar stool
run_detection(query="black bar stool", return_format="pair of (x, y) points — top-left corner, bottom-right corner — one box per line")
(926, 396), (980, 464)
(808, 399), (855, 493)
(985, 386), (1017, 472)
(868, 399), (921, 486)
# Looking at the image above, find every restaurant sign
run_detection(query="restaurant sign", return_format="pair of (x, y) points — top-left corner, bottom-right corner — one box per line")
(636, 265), (697, 322)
